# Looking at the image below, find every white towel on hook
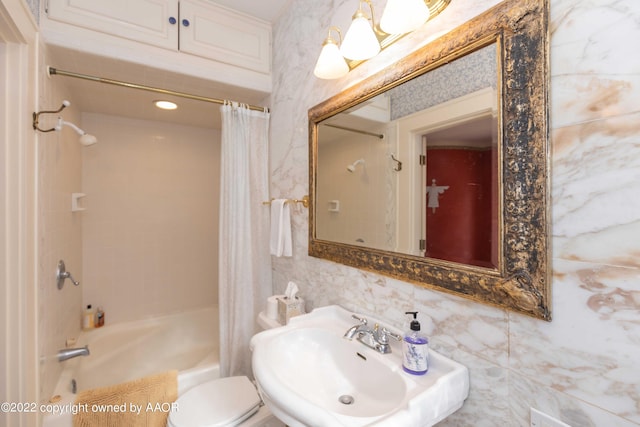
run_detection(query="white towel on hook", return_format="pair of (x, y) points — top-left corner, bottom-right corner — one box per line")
(270, 199), (292, 257)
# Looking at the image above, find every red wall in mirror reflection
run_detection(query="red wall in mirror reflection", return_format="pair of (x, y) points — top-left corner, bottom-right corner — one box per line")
(426, 146), (498, 268)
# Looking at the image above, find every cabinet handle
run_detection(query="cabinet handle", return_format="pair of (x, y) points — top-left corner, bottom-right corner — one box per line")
(182, 19), (190, 27)
(169, 16), (177, 25)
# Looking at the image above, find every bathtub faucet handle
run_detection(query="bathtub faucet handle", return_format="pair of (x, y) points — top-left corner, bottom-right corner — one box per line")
(56, 260), (80, 289)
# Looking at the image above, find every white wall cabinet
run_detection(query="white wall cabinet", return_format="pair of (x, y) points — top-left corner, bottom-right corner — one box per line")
(46, 0), (271, 74)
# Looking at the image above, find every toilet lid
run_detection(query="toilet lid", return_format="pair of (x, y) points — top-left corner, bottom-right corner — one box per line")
(169, 376), (261, 427)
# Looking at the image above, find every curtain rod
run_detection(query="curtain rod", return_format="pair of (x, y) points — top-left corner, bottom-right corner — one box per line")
(322, 123), (384, 139)
(47, 67), (269, 113)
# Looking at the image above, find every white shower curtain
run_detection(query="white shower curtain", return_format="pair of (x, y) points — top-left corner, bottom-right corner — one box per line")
(219, 102), (272, 378)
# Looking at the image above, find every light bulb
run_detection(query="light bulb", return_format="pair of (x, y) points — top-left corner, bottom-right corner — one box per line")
(154, 100), (178, 110)
(340, 11), (380, 61)
(314, 39), (349, 79)
(380, 0), (430, 34)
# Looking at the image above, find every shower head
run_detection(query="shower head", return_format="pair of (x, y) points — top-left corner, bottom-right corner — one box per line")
(79, 133), (98, 146)
(55, 117), (98, 146)
(347, 158), (365, 173)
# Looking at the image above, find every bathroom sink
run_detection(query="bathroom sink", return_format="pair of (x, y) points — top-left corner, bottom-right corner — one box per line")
(250, 305), (469, 427)
(262, 328), (407, 418)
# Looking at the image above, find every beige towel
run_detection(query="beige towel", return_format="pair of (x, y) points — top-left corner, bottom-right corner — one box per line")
(73, 370), (178, 427)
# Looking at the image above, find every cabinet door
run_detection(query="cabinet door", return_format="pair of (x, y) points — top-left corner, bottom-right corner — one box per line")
(47, 0), (179, 50)
(179, 0), (271, 74)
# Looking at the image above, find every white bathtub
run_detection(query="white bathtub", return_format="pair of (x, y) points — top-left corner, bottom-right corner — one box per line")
(42, 307), (219, 427)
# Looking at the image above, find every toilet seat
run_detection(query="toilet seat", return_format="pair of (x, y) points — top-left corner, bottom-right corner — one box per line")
(168, 376), (262, 427)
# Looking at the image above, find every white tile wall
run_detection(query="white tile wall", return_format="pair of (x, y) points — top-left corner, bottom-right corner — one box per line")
(37, 43), (84, 402)
(80, 113), (219, 324)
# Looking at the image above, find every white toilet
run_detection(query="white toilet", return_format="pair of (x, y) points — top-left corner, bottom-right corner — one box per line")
(167, 312), (282, 427)
(166, 376), (274, 427)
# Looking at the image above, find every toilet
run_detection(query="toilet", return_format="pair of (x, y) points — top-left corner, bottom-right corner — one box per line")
(167, 312), (282, 427)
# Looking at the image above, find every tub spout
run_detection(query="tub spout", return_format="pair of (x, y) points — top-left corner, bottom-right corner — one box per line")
(58, 345), (90, 362)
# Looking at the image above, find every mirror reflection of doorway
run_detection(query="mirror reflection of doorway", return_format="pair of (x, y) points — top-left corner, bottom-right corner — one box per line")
(423, 114), (498, 268)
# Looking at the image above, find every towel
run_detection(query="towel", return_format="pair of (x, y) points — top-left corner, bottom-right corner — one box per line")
(270, 199), (292, 257)
(73, 370), (178, 427)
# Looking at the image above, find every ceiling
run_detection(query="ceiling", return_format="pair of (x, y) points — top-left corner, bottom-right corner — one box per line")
(46, 0), (292, 130)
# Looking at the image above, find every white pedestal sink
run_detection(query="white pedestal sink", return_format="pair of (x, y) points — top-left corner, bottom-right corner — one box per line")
(250, 305), (469, 427)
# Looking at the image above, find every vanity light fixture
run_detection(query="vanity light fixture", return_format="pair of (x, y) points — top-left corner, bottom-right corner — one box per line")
(313, 27), (350, 79)
(340, 0), (381, 61)
(314, 0), (450, 79)
(380, 0), (430, 34)
(154, 100), (178, 110)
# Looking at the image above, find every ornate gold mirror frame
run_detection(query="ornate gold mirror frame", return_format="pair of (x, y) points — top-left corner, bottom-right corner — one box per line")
(309, 0), (551, 320)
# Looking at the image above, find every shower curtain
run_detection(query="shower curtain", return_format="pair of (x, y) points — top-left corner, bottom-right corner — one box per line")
(219, 102), (272, 378)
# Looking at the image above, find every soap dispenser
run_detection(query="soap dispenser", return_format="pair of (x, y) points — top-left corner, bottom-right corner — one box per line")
(402, 311), (429, 375)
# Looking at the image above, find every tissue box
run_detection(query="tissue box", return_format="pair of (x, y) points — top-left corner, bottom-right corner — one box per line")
(277, 296), (305, 325)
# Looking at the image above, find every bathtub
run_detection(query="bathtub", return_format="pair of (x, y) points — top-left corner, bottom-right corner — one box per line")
(42, 307), (219, 427)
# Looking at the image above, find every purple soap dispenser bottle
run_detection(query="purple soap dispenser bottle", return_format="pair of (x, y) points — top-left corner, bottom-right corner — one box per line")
(402, 311), (429, 375)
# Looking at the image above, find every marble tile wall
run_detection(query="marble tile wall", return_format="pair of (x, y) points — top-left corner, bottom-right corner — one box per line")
(25, 0), (38, 22)
(269, 0), (640, 425)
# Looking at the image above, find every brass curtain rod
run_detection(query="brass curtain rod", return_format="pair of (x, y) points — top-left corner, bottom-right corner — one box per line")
(322, 123), (384, 139)
(47, 67), (269, 113)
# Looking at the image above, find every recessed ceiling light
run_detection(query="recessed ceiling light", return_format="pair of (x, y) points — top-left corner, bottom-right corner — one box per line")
(154, 100), (178, 110)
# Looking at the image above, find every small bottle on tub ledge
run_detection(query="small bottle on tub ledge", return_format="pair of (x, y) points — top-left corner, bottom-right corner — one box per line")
(82, 304), (95, 330)
(96, 306), (105, 327)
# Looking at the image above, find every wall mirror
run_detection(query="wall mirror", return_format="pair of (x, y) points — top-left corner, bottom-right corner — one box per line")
(309, 0), (551, 320)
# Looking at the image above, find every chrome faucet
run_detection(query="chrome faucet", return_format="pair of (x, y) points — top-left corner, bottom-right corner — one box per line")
(58, 345), (90, 362)
(343, 314), (370, 339)
(343, 314), (402, 354)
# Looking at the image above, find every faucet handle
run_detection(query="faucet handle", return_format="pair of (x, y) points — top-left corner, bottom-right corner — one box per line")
(378, 327), (402, 344)
(56, 260), (80, 289)
(351, 314), (368, 325)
